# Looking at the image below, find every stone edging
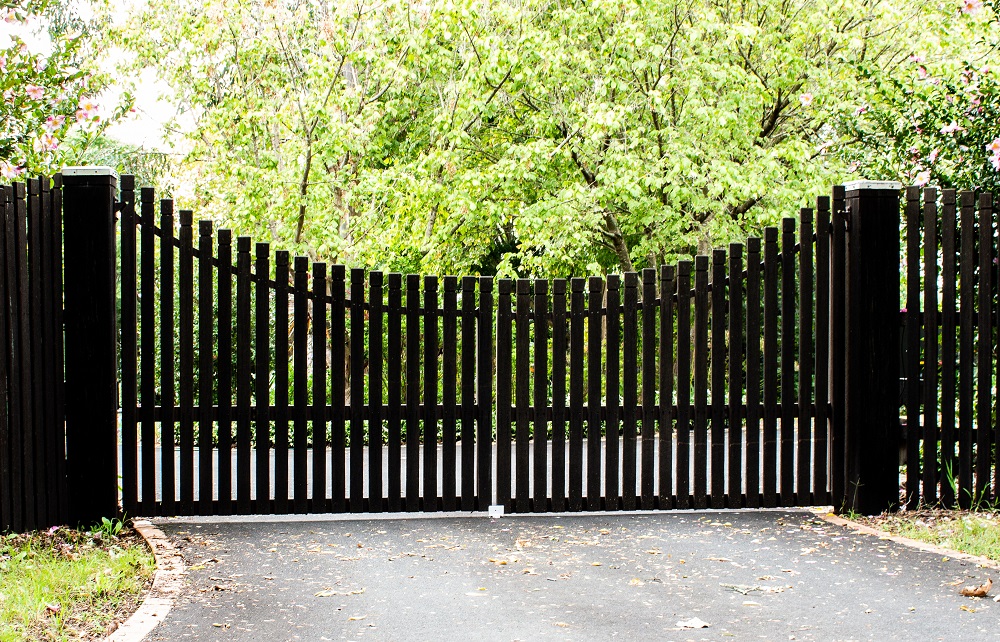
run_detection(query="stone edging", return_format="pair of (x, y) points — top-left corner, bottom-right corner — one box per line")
(817, 510), (1000, 571)
(103, 520), (186, 642)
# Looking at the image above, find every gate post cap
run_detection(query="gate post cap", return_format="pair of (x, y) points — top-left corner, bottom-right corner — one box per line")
(843, 180), (902, 192)
(62, 166), (118, 177)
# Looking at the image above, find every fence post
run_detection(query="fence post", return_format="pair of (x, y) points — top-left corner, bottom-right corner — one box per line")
(842, 180), (902, 515)
(61, 166), (119, 525)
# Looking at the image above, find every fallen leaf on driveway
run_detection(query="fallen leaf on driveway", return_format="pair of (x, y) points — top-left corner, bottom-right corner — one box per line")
(676, 618), (710, 629)
(554, 622), (569, 628)
(348, 615), (367, 621)
(315, 588), (365, 597)
(960, 605), (977, 613)
(629, 578), (644, 586)
(960, 578), (992, 597)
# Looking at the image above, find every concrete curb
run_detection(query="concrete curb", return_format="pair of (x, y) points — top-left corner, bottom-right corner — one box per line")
(816, 510), (1000, 571)
(103, 520), (186, 642)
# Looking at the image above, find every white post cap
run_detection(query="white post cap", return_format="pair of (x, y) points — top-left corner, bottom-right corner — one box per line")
(843, 180), (903, 191)
(62, 166), (119, 179)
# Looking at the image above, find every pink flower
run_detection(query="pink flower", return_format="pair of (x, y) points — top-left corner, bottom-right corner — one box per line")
(33, 133), (58, 152)
(928, 149), (939, 163)
(854, 105), (868, 116)
(987, 138), (1000, 155)
(0, 55), (6, 71)
(25, 85), (44, 101)
(909, 55), (924, 64)
(44, 115), (65, 131)
(940, 121), (963, 134)
(915, 170), (932, 186)
(991, 154), (1000, 172)
(0, 161), (22, 179)
(75, 99), (99, 123)
(917, 66), (928, 80)
(961, 0), (983, 14)
(799, 93), (814, 106)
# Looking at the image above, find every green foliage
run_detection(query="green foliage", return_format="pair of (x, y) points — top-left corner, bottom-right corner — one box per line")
(91, 517), (125, 539)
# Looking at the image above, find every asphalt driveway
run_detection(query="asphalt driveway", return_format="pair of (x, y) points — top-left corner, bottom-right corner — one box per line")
(146, 510), (998, 641)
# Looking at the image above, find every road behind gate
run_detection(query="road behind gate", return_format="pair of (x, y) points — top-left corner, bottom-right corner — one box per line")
(147, 510), (997, 641)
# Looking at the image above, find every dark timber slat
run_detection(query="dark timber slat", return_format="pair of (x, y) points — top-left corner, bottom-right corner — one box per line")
(533, 279), (549, 512)
(904, 188), (921, 509)
(178, 211), (195, 515)
(198, 221), (214, 514)
(727, 245), (744, 509)
(41, 178), (59, 525)
(676, 261), (692, 509)
(551, 279), (568, 512)
(51, 175), (66, 522)
(623, 273), (639, 511)
(710, 251), (726, 509)
(496, 279), (513, 512)
(216, 230), (233, 514)
(0, 187), (10, 529)
(4, 185), (23, 531)
(745, 238), (762, 508)
(255, 243), (271, 513)
(798, 209), (814, 503)
(351, 269), (366, 512)
(693, 257), (709, 509)
(370, 272), (385, 512)
(641, 269), (656, 509)
(659, 266), (675, 509)
(312, 263), (328, 513)
(830, 186), (847, 507)
(976, 193), (992, 503)
(606, 275), (621, 510)
(274, 252), (291, 513)
(461, 277), (476, 511)
(762, 227), (779, 508)
(140, 188), (156, 516)
(569, 278), (585, 512)
(159, 200), (175, 516)
(922, 190), (939, 505)
(26, 179), (43, 525)
(958, 191), (974, 507)
(441, 275), (457, 511)
(236, 237), (252, 515)
(476, 277), (494, 509)
(587, 276), (604, 510)
(515, 278), (530, 513)
(329, 266), (346, 512)
(780, 218), (796, 506)
(13, 183), (32, 529)
(941, 190), (957, 507)
(814, 198), (831, 505)
(423, 275), (439, 511)
(387, 274), (402, 511)
(406, 274), (421, 511)
(293, 257), (309, 513)
(119, 178), (138, 516)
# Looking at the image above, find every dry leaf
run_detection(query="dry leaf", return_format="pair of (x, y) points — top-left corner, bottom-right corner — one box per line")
(554, 622), (569, 628)
(488, 558), (508, 565)
(315, 588), (365, 597)
(348, 615), (367, 621)
(591, 562), (602, 566)
(629, 578), (644, 586)
(677, 617), (710, 629)
(960, 578), (992, 598)
(960, 605), (977, 613)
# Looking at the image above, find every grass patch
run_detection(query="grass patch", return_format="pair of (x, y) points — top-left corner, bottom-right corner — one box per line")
(858, 509), (1000, 561)
(0, 524), (155, 641)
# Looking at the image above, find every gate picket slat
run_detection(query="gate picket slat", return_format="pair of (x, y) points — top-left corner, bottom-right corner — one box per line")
(976, 194), (992, 502)
(461, 276), (476, 511)
(780, 218), (796, 506)
(641, 269), (656, 509)
(710, 251), (726, 509)
(830, 186), (847, 507)
(140, 188), (155, 516)
(921, 190), (940, 504)
(160, 201), (175, 516)
(406, 274), (421, 511)
(496, 279), (513, 512)
(515, 278), (530, 513)
(441, 275), (457, 511)
(476, 277), (494, 509)
(370, 272), (385, 512)
(350, 269), (366, 512)
(569, 278), (585, 512)
(236, 237), (253, 515)
(745, 238), (762, 508)
(762, 227), (779, 508)
(693, 257), (709, 509)
(386, 272), (402, 512)
(623, 273), (639, 511)
(676, 261), (692, 509)
(605, 276), (621, 509)
(292, 256), (309, 513)
(312, 262), (327, 513)
(330, 267), (347, 511)
(178, 211), (195, 515)
(423, 275), (439, 511)
(119, 178), (137, 516)
(658, 266), (675, 509)
(727, 245), (744, 508)
(4, 185), (24, 531)
(587, 276), (604, 510)
(941, 190), (957, 507)
(798, 209), (814, 503)
(274, 252), (290, 514)
(815, 198), (831, 505)
(198, 221), (214, 514)
(0, 187), (10, 529)
(51, 176), (66, 522)
(255, 243), (271, 513)
(904, 188), (921, 509)
(216, 231), (233, 514)
(551, 279), (568, 512)
(42, 178), (59, 525)
(27, 179), (43, 526)
(532, 279), (549, 512)
(958, 191), (974, 507)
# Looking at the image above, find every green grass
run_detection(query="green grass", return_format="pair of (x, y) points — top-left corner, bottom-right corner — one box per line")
(0, 525), (154, 641)
(864, 509), (1000, 561)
